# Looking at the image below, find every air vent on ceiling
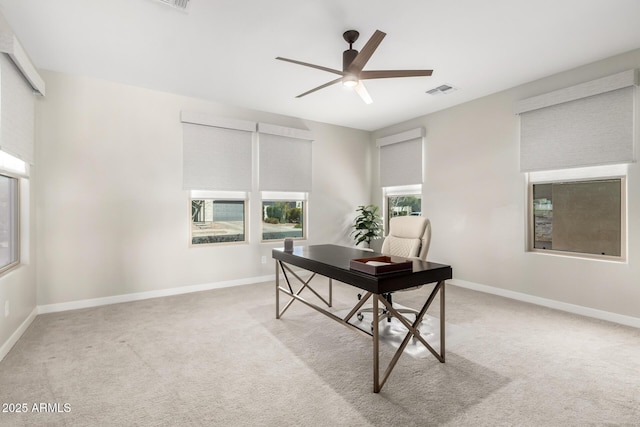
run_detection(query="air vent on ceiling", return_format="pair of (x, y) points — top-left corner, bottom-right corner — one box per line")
(153, 0), (191, 11)
(426, 84), (458, 96)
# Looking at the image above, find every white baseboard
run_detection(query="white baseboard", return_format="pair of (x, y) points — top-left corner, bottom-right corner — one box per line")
(0, 307), (37, 362)
(37, 274), (276, 314)
(450, 279), (640, 329)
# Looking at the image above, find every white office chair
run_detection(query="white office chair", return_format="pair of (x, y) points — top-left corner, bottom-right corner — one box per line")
(357, 215), (431, 324)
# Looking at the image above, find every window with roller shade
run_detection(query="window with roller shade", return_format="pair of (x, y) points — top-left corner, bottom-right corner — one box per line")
(517, 71), (635, 261)
(182, 113), (255, 245)
(377, 129), (424, 230)
(182, 115), (314, 244)
(258, 123), (312, 241)
(0, 54), (38, 275)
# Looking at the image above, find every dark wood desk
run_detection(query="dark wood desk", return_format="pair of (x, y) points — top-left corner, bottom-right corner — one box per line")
(273, 244), (452, 393)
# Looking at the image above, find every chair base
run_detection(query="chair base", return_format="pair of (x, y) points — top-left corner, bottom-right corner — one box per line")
(357, 292), (420, 324)
(357, 306), (420, 321)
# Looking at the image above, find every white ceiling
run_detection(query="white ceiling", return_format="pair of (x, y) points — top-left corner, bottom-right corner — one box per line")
(2, 0), (640, 131)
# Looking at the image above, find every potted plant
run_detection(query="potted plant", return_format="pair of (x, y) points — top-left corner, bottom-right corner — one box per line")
(351, 205), (382, 247)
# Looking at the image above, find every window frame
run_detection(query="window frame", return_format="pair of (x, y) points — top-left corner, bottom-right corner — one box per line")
(0, 171), (20, 275)
(189, 191), (249, 247)
(260, 192), (307, 243)
(527, 170), (627, 262)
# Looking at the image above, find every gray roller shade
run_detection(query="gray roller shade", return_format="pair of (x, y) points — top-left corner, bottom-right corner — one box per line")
(516, 70), (637, 172)
(182, 112), (255, 191)
(0, 55), (35, 164)
(378, 128), (424, 187)
(258, 123), (313, 192)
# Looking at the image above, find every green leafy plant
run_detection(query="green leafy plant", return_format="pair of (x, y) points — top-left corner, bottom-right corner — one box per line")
(287, 207), (301, 223)
(351, 205), (382, 247)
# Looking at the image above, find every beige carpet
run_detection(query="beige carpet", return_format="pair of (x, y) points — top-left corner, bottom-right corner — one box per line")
(1, 279), (639, 426)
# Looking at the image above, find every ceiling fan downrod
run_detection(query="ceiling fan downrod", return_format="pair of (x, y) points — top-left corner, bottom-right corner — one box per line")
(343, 30), (359, 70)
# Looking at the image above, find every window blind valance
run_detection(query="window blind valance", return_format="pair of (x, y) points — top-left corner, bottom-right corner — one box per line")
(181, 112), (256, 191)
(257, 122), (313, 140)
(377, 128), (424, 187)
(517, 69), (637, 172)
(258, 123), (313, 192)
(0, 14), (45, 95)
(181, 111), (256, 132)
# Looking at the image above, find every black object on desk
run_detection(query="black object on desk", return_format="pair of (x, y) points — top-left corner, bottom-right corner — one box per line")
(272, 244), (452, 393)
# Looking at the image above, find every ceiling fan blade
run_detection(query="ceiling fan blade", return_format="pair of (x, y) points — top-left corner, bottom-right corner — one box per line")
(360, 69), (433, 79)
(296, 77), (343, 98)
(353, 81), (373, 104)
(276, 57), (344, 76)
(347, 30), (386, 74)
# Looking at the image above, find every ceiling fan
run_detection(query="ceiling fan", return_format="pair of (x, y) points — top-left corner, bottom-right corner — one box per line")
(276, 29), (433, 104)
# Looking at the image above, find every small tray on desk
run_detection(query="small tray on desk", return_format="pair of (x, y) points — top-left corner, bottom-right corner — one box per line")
(349, 256), (413, 275)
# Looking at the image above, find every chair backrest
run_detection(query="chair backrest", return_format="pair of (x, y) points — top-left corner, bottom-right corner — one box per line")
(380, 216), (431, 261)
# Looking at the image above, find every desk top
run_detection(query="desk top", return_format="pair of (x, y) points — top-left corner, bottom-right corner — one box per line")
(273, 244), (452, 294)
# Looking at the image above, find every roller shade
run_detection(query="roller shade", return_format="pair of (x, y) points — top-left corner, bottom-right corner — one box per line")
(378, 128), (424, 187)
(516, 70), (637, 172)
(182, 112), (255, 191)
(258, 123), (313, 192)
(0, 54), (35, 164)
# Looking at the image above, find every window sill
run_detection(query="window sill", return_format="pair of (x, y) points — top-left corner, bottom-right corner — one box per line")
(527, 248), (626, 264)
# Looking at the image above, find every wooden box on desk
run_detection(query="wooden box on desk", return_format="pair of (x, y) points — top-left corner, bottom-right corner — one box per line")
(349, 256), (413, 275)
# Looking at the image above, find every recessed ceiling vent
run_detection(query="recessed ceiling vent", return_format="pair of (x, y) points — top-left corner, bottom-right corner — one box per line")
(426, 84), (458, 96)
(153, 0), (191, 11)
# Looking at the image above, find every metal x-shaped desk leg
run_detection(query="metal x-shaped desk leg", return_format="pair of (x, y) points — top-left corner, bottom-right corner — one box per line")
(276, 260), (332, 319)
(372, 281), (445, 392)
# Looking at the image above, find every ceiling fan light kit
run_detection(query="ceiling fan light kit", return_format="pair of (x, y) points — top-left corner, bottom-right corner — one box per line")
(276, 29), (433, 104)
(343, 74), (358, 87)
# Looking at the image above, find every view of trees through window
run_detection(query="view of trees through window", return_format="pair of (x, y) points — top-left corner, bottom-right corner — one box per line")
(532, 178), (622, 257)
(191, 199), (245, 244)
(262, 200), (304, 240)
(387, 194), (422, 219)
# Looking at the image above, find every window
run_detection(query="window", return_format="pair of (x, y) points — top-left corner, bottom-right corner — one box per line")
(387, 194), (422, 219)
(261, 193), (306, 241)
(529, 176), (624, 259)
(383, 185), (422, 231)
(182, 116), (315, 245)
(0, 172), (19, 273)
(190, 191), (247, 245)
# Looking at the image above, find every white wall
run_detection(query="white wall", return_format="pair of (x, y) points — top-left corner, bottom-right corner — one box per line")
(34, 71), (372, 306)
(0, 175), (37, 358)
(372, 49), (640, 320)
